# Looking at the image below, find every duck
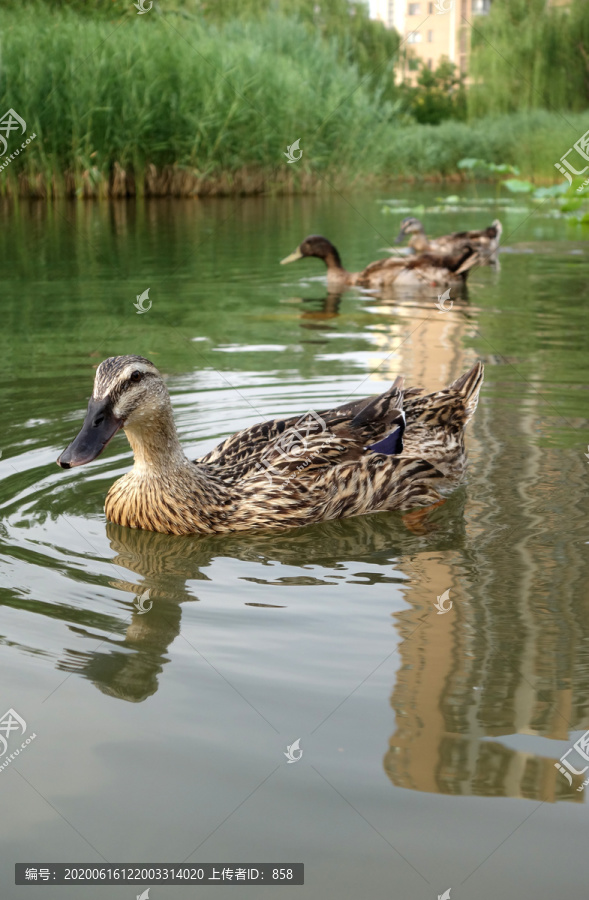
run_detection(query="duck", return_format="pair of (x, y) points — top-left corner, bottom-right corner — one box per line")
(57, 356), (484, 536)
(280, 234), (482, 289)
(395, 217), (502, 264)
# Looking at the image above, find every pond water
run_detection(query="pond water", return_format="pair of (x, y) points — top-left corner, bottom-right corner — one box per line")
(1, 187), (588, 899)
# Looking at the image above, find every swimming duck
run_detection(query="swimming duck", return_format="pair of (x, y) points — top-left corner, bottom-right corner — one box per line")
(280, 235), (482, 289)
(57, 356), (484, 536)
(395, 217), (502, 264)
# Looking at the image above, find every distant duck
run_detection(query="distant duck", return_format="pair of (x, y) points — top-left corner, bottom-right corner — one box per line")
(395, 217), (502, 265)
(57, 355), (484, 535)
(280, 234), (482, 289)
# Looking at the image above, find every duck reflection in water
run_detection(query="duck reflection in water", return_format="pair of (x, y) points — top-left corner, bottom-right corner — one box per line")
(292, 283), (474, 335)
(57, 501), (465, 703)
(298, 292), (344, 327)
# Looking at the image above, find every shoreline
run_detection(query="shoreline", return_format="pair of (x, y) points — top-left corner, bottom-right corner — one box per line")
(0, 164), (563, 201)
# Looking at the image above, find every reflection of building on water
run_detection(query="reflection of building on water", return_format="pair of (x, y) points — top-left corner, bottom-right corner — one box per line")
(384, 584), (583, 802)
(366, 292), (477, 390)
(383, 360), (589, 802)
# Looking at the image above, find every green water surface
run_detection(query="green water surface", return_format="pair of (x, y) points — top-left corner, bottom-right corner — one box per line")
(1, 188), (589, 899)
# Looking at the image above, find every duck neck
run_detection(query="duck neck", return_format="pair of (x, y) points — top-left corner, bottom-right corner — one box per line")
(409, 232), (429, 253)
(321, 245), (349, 283)
(123, 405), (189, 475)
(107, 407), (224, 535)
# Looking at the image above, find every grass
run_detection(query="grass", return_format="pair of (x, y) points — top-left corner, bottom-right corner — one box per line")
(0, 5), (585, 197)
(379, 110), (589, 182)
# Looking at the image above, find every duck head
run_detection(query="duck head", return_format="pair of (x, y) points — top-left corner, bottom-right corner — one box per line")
(57, 356), (169, 468)
(395, 217), (425, 244)
(281, 235), (343, 270)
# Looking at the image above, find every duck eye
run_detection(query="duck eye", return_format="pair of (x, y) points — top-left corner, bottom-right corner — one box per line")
(130, 370), (142, 383)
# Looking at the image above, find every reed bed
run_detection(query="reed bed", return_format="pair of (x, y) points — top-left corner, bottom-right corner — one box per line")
(0, 7), (399, 197)
(0, 5), (585, 198)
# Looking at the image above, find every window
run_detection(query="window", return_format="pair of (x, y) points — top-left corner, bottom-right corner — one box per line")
(427, 58), (433, 70)
(408, 2), (421, 14)
(407, 31), (423, 43)
(427, 29), (433, 41)
(472, 0), (491, 13)
(428, 2), (433, 11)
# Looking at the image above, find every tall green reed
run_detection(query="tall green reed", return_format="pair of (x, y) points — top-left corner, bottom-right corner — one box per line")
(0, 5), (399, 192)
(0, 4), (585, 196)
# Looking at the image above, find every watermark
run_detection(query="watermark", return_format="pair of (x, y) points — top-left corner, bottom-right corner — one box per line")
(438, 891), (451, 900)
(433, 589), (452, 615)
(436, 288), (453, 312)
(134, 0), (152, 13)
(0, 707), (26, 755)
(584, 444), (589, 462)
(434, 0), (453, 12)
(0, 108), (37, 173)
(0, 132), (37, 173)
(255, 410), (333, 486)
(137, 890), (150, 900)
(0, 108), (26, 157)
(134, 589), (153, 615)
(284, 739), (303, 764)
(555, 730), (589, 790)
(134, 288), (151, 314)
(284, 139), (302, 164)
(554, 130), (589, 188)
(17, 864), (303, 885)
(23, 869), (51, 883)
(0, 708), (37, 772)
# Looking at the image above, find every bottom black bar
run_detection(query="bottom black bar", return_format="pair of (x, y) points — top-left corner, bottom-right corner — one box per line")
(16, 863), (303, 885)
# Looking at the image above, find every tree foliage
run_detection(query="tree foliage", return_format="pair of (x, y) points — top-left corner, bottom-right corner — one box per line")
(400, 59), (467, 125)
(469, 0), (589, 116)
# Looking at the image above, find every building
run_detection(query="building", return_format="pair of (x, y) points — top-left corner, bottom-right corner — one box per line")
(370, 0), (492, 82)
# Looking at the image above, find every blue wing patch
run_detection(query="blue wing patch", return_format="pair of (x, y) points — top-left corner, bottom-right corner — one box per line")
(368, 425), (404, 456)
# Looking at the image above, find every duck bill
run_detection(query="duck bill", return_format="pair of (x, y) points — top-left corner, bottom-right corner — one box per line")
(394, 231), (405, 244)
(57, 398), (123, 469)
(280, 247), (303, 265)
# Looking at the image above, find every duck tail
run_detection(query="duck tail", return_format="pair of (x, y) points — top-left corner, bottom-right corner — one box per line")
(447, 361), (484, 424)
(404, 362), (484, 429)
(350, 376), (404, 429)
(454, 245), (482, 275)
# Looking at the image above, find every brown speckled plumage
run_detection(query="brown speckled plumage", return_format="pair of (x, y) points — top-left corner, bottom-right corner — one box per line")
(397, 217), (502, 265)
(280, 234), (483, 289)
(60, 357), (484, 536)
